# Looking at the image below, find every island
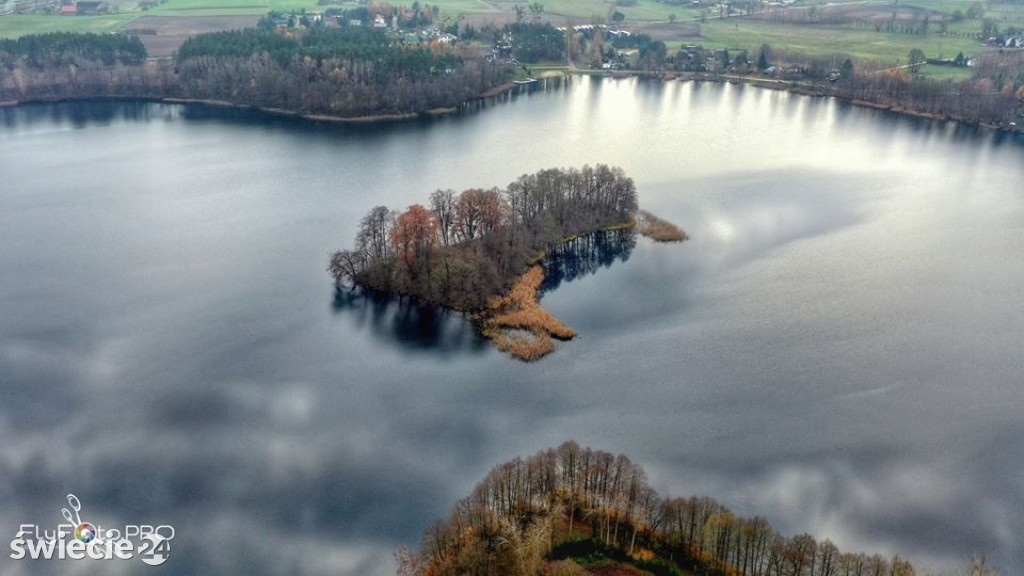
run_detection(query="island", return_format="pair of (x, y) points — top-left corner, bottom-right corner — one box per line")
(397, 441), (1001, 576)
(328, 165), (685, 360)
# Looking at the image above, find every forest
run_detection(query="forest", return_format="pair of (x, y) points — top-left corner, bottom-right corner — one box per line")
(399, 441), (1000, 576)
(0, 33), (147, 68)
(328, 165), (639, 311)
(0, 29), (512, 119)
(172, 28), (509, 117)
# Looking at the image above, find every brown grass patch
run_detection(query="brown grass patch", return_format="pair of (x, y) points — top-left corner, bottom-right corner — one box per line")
(637, 210), (688, 243)
(481, 266), (576, 361)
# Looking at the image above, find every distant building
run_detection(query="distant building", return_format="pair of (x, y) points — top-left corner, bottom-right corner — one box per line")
(372, 14), (386, 28)
(75, 1), (103, 14)
(59, 3), (77, 13)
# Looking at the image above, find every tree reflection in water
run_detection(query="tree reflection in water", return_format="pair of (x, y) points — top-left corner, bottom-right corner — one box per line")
(541, 229), (637, 295)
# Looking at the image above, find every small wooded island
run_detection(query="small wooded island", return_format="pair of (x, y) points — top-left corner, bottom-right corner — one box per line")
(329, 165), (685, 360)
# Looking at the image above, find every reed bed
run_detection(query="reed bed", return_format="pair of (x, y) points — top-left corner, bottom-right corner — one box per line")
(481, 266), (576, 361)
(637, 210), (688, 243)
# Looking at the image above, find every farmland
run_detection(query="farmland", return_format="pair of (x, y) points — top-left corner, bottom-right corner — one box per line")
(2, 0), (1021, 72)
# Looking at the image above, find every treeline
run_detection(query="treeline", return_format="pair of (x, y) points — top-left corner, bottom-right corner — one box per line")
(399, 442), (967, 576)
(0, 33), (168, 103)
(667, 41), (1022, 127)
(174, 28), (509, 116)
(0, 29), (511, 119)
(506, 22), (565, 63)
(832, 69), (1022, 126)
(0, 32), (146, 68)
(329, 165), (638, 310)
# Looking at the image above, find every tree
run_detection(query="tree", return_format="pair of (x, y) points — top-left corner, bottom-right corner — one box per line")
(968, 555), (1000, 576)
(528, 0), (544, 22)
(357, 205), (395, 262)
(668, 12), (677, 23)
(429, 188), (457, 245)
(841, 58), (854, 78)
(981, 17), (999, 37)
(327, 249), (363, 285)
(907, 47), (926, 72)
(611, 10), (625, 24)
(757, 44), (770, 70)
(640, 40), (667, 70)
(391, 204), (440, 293)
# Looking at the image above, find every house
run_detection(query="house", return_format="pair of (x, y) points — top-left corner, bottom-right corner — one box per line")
(59, 3), (77, 14)
(75, 1), (103, 14)
(372, 14), (387, 28)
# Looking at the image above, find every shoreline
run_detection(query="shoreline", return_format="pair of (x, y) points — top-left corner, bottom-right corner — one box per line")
(2, 71), (1017, 133)
(0, 82), (522, 125)
(641, 71), (1021, 134)
(555, 68), (1020, 134)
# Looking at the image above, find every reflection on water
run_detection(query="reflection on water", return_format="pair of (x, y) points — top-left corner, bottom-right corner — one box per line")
(542, 229), (637, 294)
(331, 287), (489, 356)
(0, 99), (176, 131)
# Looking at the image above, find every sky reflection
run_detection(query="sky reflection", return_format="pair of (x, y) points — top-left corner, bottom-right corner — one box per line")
(2, 80), (1024, 576)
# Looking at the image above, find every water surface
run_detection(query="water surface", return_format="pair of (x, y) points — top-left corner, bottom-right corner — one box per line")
(1, 80), (1023, 575)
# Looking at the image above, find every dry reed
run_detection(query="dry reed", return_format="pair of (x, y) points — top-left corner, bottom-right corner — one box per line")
(637, 210), (688, 242)
(481, 266), (576, 361)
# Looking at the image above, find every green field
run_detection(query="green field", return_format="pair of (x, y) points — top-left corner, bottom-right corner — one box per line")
(695, 19), (983, 65)
(539, 0), (700, 21)
(919, 63), (975, 80)
(0, 13), (139, 37)
(141, 0), (336, 16)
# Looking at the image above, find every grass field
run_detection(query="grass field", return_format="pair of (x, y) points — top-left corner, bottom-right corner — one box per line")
(919, 63), (975, 79)
(141, 0), (329, 16)
(693, 18), (984, 64)
(0, 13), (138, 37)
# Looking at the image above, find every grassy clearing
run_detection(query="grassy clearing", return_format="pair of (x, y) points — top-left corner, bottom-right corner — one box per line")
(143, 0), (327, 16)
(0, 14), (139, 37)
(919, 63), (975, 80)
(695, 19), (982, 65)
(637, 210), (687, 242)
(481, 266), (575, 362)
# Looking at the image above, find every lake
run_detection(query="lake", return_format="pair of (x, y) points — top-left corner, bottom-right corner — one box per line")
(1, 78), (1023, 576)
